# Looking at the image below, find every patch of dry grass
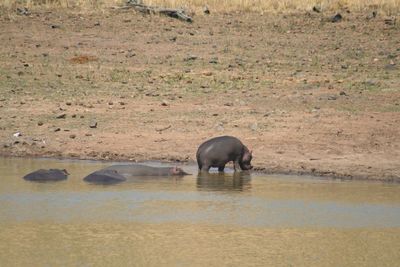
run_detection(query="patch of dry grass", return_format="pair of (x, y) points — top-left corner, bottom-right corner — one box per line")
(145, 0), (399, 14)
(0, 0), (399, 14)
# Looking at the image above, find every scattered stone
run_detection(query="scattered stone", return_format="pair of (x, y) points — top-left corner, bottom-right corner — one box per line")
(66, 102), (72, 106)
(37, 121), (44, 126)
(224, 102), (233, 106)
(384, 63), (397, 70)
(119, 101), (126, 105)
(16, 7), (30, 15)
(184, 55), (198, 61)
(339, 91), (348, 96)
(250, 122), (258, 131)
(161, 100), (169, 106)
(94, 22), (100, 26)
(13, 132), (22, 137)
(89, 120), (97, 128)
(209, 57), (218, 64)
(366, 11), (377, 20)
(69, 134), (76, 139)
(55, 113), (66, 119)
(51, 24), (61, 29)
(212, 113), (218, 116)
(331, 13), (342, 23)
(328, 95), (337, 100)
(170, 36), (177, 42)
(85, 133), (93, 136)
(108, 101), (113, 105)
(203, 5), (210, 14)
(384, 17), (396, 25)
(312, 6), (321, 13)
(72, 114), (77, 118)
(215, 122), (224, 131)
(52, 127), (61, 132)
(80, 115), (85, 118)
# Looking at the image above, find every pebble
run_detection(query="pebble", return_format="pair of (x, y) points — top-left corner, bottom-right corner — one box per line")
(89, 121), (97, 128)
(55, 113), (66, 119)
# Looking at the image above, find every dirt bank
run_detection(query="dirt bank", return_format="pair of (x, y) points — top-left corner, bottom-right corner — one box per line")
(0, 7), (399, 182)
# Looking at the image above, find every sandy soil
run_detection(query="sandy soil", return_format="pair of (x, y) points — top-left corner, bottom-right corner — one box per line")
(0, 7), (399, 182)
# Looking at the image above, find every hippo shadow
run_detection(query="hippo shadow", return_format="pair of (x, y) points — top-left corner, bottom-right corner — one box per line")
(196, 172), (251, 192)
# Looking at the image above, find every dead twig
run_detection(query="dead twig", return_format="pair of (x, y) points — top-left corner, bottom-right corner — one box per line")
(118, 1), (193, 23)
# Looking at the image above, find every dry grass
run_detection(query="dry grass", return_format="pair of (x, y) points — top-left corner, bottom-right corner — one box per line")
(1, 0), (399, 14)
(145, 0), (399, 14)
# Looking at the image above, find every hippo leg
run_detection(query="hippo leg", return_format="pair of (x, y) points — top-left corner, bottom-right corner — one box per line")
(200, 163), (211, 172)
(233, 159), (241, 172)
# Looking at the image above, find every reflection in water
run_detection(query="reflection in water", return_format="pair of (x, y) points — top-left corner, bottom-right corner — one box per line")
(196, 172), (251, 191)
(1, 157), (400, 266)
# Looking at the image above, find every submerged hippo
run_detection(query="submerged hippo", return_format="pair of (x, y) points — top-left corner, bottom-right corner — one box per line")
(83, 169), (126, 184)
(101, 164), (190, 178)
(23, 169), (69, 182)
(196, 136), (253, 172)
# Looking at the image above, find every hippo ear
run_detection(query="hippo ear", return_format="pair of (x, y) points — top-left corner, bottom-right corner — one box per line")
(172, 166), (178, 174)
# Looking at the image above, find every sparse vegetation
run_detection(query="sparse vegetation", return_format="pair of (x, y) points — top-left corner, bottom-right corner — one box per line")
(0, 0), (399, 14)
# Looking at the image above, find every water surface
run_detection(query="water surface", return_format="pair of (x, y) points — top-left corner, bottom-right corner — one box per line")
(0, 157), (399, 266)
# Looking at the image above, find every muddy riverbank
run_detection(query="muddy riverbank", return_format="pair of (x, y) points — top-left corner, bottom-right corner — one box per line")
(0, 8), (399, 182)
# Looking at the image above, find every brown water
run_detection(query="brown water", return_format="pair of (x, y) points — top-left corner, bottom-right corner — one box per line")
(0, 157), (399, 266)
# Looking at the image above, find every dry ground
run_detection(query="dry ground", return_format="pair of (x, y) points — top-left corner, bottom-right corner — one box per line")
(0, 7), (399, 181)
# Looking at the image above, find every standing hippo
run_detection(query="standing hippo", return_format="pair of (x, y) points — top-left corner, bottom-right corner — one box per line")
(83, 169), (126, 184)
(196, 136), (253, 172)
(23, 169), (69, 182)
(101, 164), (190, 178)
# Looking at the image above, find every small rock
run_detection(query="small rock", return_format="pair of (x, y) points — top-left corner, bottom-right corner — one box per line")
(66, 102), (72, 106)
(384, 63), (397, 70)
(184, 55), (198, 61)
(339, 91), (347, 96)
(89, 120), (97, 128)
(51, 25), (61, 29)
(16, 7), (30, 15)
(52, 127), (61, 132)
(108, 101), (113, 105)
(327, 95), (337, 100)
(203, 5), (210, 14)
(331, 13), (342, 23)
(214, 122), (224, 131)
(312, 6), (321, 13)
(250, 122), (258, 131)
(69, 134), (76, 139)
(37, 121), (44, 126)
(94, 22), (100, 26)
(209, 57), (218, 64)
(161, 100), (169, 106)
(13, 132), (22, 137)
(72, 114), (77, 118)
(55, 113), (66, 119)
(85, 133), (93, 136)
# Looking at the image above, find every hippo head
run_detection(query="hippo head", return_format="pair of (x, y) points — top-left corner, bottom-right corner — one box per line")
(170, 166), (190, 176)
(240, 147), (253, 171)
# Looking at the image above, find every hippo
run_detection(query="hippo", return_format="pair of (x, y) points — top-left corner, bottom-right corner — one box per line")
(83, 169), (126, 184)
(101, 164), (190, 178)
(23, 169), (69, 182)
(196, 136), (253, 172)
